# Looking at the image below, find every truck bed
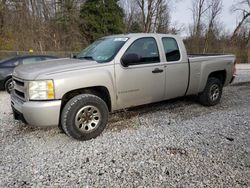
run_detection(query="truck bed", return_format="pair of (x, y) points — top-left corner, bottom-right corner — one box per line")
(188, 53), (226, 57)
(188, 54), (235, 63)
(185, 53), (235, 96)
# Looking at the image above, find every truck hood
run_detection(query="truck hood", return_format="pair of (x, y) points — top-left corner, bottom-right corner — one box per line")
(13, 58), (103, 80)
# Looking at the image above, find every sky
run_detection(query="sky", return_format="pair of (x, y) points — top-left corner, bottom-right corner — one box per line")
(171, 0), (238, 36)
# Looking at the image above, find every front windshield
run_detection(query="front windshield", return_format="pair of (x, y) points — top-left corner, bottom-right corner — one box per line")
(77, 37), (128, 63)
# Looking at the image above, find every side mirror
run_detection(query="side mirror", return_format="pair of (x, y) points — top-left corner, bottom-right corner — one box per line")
(121, 53), (140, 67)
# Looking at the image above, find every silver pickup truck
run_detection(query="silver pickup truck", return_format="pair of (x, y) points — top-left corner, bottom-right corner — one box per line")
(11, 33), (236, 140)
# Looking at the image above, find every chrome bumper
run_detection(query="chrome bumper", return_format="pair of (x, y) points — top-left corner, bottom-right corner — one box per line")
(11, 94), (61, 127)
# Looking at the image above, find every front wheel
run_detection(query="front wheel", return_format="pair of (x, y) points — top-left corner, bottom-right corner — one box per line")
(61, 94), (109, 141)
(198, 77), (223, 106)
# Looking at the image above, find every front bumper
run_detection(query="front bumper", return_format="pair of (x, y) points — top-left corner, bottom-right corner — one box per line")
(11, 94), (61, 127)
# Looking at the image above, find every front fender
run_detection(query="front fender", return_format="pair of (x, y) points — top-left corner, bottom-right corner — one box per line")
(42, 66), (117, 110)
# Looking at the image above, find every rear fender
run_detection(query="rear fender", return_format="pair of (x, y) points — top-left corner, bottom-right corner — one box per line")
(198, 60), (233, 93)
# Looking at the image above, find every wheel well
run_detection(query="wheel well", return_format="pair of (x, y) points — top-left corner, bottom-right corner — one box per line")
(61, 86), (112, 112)
(208, 70), (226, 85)
(4, 76), (12, 89)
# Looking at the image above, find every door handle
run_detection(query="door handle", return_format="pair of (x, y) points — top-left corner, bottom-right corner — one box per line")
(152, 68), (164, 73)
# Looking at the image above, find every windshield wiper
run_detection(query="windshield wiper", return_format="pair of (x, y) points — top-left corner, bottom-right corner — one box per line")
(78, 56), (94, 60)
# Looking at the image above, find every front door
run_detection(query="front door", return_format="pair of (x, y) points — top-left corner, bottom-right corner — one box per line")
(115, 37), (165, 109)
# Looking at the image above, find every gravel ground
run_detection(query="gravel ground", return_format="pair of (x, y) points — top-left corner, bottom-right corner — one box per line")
(0, 70), (250, 187)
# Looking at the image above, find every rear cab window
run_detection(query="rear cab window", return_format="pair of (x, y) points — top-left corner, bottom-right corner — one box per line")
(162, 37), (181, 62)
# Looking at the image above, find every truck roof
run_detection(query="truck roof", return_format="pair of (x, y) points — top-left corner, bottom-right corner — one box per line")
(105, 33), (179, 39)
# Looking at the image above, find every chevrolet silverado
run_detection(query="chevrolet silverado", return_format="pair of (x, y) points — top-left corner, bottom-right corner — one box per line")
(11, 33), (236, 140)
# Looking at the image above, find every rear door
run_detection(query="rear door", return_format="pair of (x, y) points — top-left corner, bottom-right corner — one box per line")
(161, 37), (189, 99)
(115, 37), (165, 109)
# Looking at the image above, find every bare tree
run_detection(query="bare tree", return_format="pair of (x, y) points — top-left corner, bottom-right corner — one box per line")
(136, 0), (171, 33)
(152, 0), (170, 32)
(231, 0), (250, 41)
(0, 0), (6, 35)
(119, 0), (139, 32)
(136, 0), (152, 32)
(229, 0), (250, 63)
(203, 0), (222, 53)
(188, 0), (210, 53)
(191, 0), (210, 37)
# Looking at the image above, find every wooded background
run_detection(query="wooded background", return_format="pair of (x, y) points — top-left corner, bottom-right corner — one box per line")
(0, 0), (249, 63)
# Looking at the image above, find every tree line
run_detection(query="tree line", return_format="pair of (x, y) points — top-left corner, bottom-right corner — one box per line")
(0, 0), (249, 63)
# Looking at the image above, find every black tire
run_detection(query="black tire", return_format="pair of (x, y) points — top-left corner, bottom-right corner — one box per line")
(61, 94), (109, 141)
(198, 77), (223, 106)
(5, 78), (14, 94)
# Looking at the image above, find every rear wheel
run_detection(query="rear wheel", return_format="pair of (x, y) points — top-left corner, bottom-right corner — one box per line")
(198, 77), (223, 106)
(61, 94), (109, 141)
(5, 78), (14, 94)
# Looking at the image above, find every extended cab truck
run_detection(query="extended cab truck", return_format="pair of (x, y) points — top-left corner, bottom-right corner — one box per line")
(11, 33), (236, 140)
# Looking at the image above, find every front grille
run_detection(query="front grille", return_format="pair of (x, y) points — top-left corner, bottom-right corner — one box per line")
(13, 77), (27, 101)
(14, 79), (24, 87)
(15, 89), (25, 98)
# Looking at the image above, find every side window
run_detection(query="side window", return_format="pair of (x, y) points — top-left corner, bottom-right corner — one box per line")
(22, 57), (42, 65)
(6, 60), (19, 67)
(1, 59), (19, 67)
(12, 60), (19, 66)
(162, 37), (180, 62)
(124, 37), (160, 65)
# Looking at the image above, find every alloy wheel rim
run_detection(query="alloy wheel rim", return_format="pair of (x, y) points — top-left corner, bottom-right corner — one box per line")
(8, 81), (14, 92)
(75, 105), (101, 133)
(210, 84), (220, 101)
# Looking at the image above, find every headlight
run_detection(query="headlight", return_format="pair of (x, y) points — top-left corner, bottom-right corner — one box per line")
(28, 80), (55, 100)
